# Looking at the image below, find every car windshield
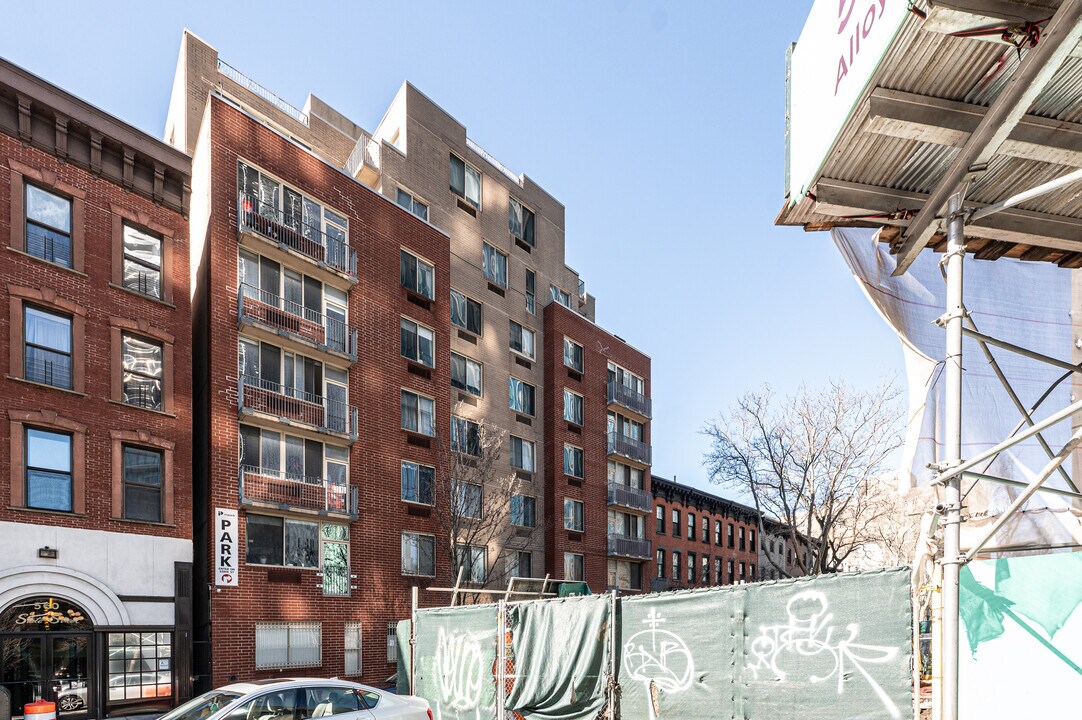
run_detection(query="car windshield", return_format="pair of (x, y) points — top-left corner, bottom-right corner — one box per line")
(158, 690), (242, 720)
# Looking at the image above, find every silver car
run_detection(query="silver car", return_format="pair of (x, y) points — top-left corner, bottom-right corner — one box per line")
(157, 679), (431, 720)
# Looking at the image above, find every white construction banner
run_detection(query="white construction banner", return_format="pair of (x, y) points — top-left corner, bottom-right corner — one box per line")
(215, 507), (239, 587)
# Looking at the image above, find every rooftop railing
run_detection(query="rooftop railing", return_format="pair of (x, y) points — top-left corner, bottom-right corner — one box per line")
(217, 60), (309, 126)
(239, 465), (357, 518)
(238, 285), (358, 361)
(467, 137), (523, 187)
(238, 193), (356, 281)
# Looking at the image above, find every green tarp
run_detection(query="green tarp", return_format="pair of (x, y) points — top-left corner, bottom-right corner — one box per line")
(395, 619), (412, 696)
(413, 604), (499, 720)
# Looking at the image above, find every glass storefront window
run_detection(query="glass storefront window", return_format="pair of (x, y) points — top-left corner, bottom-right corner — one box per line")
(107, 632), (172, 702)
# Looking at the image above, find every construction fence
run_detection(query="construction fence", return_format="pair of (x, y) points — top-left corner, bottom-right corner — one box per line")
(397, 566), (913, 720)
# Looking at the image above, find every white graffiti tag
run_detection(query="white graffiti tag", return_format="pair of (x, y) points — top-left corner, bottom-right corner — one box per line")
(747, 590), (902, 719)
(433, 627), (486, 717)
(623, 608), (694, 720)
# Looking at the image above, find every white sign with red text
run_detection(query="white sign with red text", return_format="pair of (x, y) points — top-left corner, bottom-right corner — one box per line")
(788, 0), (909, 202)
(215, 507), (239, 587)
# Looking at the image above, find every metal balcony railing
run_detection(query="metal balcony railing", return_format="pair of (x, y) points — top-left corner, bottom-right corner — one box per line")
(345, 131), (381, 178)
(238, 285), (357, 360)
(608, 532), (652, 560)
(607, 432), (652, 465)
(239, 466), (357, 518)
(607, 380), (652, 418)
(237, 193), (357, 280)
(238, 374), (358, 439)
(607, 481), (653, 513)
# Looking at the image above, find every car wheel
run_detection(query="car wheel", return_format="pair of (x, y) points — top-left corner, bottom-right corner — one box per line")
(59, 695), (85, 711)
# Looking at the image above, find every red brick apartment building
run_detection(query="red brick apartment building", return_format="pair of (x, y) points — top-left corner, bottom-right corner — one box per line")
(650, 476), (760, 591)
(0, 60), (192, 719)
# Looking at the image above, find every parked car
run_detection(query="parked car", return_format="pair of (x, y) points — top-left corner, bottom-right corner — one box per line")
(156, 679), (431, 720)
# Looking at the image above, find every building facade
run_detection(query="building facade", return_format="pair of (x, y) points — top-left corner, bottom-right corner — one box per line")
(649, 476), (759, 591)
(758, 519), (813, 579)
(0, 60), (192, 719)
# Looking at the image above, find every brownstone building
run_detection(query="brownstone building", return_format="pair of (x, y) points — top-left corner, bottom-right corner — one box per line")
(650, 475), (759, 591)
(0, 59), (192, 719)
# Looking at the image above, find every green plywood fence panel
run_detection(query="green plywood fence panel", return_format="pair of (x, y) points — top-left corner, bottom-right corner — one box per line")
(396, 619), (412, 696)
(413, 604), (499, 720)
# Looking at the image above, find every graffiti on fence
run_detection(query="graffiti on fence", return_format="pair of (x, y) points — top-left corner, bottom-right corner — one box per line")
(433, 626), (487, 719)
(623, 607), (694, 720)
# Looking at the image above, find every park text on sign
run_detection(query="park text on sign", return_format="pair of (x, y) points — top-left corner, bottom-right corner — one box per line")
(215, 507), (239, 587)
(788, 0), (909, 203)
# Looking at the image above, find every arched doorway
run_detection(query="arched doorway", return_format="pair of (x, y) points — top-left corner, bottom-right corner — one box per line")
(0, 596), (94, 719)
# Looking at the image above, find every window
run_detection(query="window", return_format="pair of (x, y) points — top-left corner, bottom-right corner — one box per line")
(456, 544), (487, 583)
(702, 517), (710, 543)
(609, 461), (645, 490)
(400, 318), (435, 368)
(400, 249), (434, 299)
(24, 306), (72, 389)
(396, 188), (428, 221)
(656, 505), (665, 535)
(550, 284), (571, 308)
(509, 197), (535, 246)
(510, 495), (536, 527)
(122, 224), (163, 298)
(563, 389), (584, 425)
(563, 444), (584, 478)
(482, 243), (507, 287)
(25, 427), (72, 512)
(751, 529), (757, 550)
(728, 523), (735, 548)
(456, 482), (482, 519)
(255, 622), (321, 669)
(322, 524), (350, 595)
(386, 623), (398, 664)
(450, 289), (482, 335)
(739, 526), (746, 551)
(105, 631), (173, 701)
(671, 508), (680, 537)
(510, 436), (535, 472)
(715, 520), (722, 546)
(702, 555), (710, 583)
(525, 269), (536, 314)
(451, 353), (483, 397)
(687, 552), (696, 584)
(401, 461), (435, 504)
(563, 337), (584, 372)
(750, 563), (757, 580)
(509, 320), (535, 358)
(510, 551), (533, 578)
(563, 498), (584, 532)
(401, 532), (436, 576)
(687, 513), (695, 540)
(344, 623), (363, 676)
(727, 560), (735, 584)
(672, 551), (681, 581)
(450, 416), (481, 457)
(122, 333), (164, 410)
(246, 515), (318, 567)
(715, 557), (722, 585)
(25, 184), (72, 267)
(656, 549), (665, 578)
(449, 154), (482, 209)
(563, 553), (584, 581)
(508, 377), (535, 415)
(401, 390), (435, 436)
(122, 446), (163, 522)
(740, 562), (746, 581)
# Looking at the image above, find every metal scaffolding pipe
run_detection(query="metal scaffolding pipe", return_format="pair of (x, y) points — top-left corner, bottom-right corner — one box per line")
(961, 327), (1082, 375)
(968, 167), (1082, 223)
(963, 471), (1082, 502)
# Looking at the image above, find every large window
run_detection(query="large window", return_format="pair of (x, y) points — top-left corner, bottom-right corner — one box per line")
(321, 524), (350, 596)
(396, 188), (428, 222)
(25, 427), (72, 512)
(122, 446), (163, 522)
(106, 631), (173, 702)
(509, 320), (535, 359)
(482, 243), (507, 287)
(449, 154), (482, 209)
(510, 495), (536, 527)
(400, 249), (434, 299)
(400, 318), (435, 368)
(24, 306), (72, 389)
(563, 389), (584, 425)
(450, 416), (481, 457)
(246, 515), (318, 567)
(563, 498), (584, 532)
(25, 184), (72, 267)
(563, 553), (584, 582)
(563, 337), (584, 373)
(451, 353), (483, 397)
(401, 390), (435, 436)
(238, 162), (348, 258)
(609, 461), (644, 489)
(508, 197), (535, 246)
(508, 377), (535, 415)
(456, 482), (482, 519)
(402, 532), (436, 576)
(455, 544), (487, 583)
(122, 224), (163, 299)
(563, 444), (584, 479)
(122, 333), (164, 411)
(509, 436), (534, 472)
(401, 461), (435, 504)
(255, 623), (321, 669)
(450, 289), (482, 335)
(510, 551), (532, 579)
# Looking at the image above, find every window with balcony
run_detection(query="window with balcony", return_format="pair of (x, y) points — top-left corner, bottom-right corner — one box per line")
(510, 551), (533, 578)
(656, 505), (665, 535)
(608, 362), (645, 397)
(401, 532), (436, 576)
(510, 436), (535, 472)
(455, 544), (487, 583)
(451, 353), (482, 397)
(608, 412), (644, 442)
(396, 188), (429, 222)
(122, 333), (163, 411)
(563, 389), (584, 425)
(508, 377), (535, 416)
(450, 416), (481, 457)
(563, 444), (584, 479)
(450, 289), (482, 335)
(400, 249), (435, 299)
(456, 481), (483, 519)
(482, 243), (507, 287)
(564, 553), (584, 582)
(564, 337), (584, 373)
(672, 551), (681, 581)
(509, 197), (535, 247)
(550, 284), (571, 308)
(122, 446), (163, 522)
(122, 224), (162, 299)
(656, 548), (665, 578)
(24, 306), (72, 389)
(25, 183), (72, 268)
(564, 498), (584, 532)
(25, 427), (73, 512)
(239, 339), (351, 434)
(401, 461), (435, 505)
(525, 269), (536, 314)
(450, 154), (482, 209)
(401, 390), (435, 437)
(609, 509), (644, 539)
(509, 320), (535, 359)
(400, 317), (435, 368)
(510, 495), (536, 527)
(609, 461), (644, 489)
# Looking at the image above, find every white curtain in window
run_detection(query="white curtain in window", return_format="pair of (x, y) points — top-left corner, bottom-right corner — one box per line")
(465, 165), (481, 206)
(25, 308), (70, 352)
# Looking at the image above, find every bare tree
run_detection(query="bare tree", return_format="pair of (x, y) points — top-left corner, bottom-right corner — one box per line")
(702, 381), (903, 576)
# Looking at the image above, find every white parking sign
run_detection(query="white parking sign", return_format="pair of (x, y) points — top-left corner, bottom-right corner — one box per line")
(215, 508), (239, 587)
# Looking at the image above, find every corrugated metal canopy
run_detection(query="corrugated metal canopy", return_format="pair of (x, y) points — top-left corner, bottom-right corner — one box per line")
(776, 0), (1082, 268)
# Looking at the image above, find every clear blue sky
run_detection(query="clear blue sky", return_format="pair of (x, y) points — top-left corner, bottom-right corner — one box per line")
(1, 1), (903, 497)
